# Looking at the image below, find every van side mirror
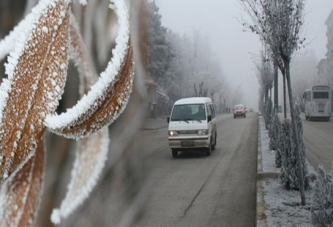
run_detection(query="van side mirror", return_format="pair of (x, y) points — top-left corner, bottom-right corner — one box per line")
(167, 117), (170, 123)
(207, 115), (212, 122)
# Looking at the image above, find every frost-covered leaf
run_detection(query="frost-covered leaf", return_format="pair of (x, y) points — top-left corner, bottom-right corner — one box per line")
(0, 139), (45, 227)
(45, 0), (134, 139)
(0, 0), (70, 182)
(0, 17), (26, 61)
(50, 14), (110, 224)
(51, 127), (109, 224)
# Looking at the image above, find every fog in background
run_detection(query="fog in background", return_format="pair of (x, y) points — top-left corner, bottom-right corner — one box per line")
(154, 0), (333, 111)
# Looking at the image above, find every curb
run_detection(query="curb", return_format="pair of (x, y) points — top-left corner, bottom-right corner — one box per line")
(256, 117), (267, 227)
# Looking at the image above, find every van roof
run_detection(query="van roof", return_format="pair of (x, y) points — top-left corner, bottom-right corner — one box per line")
(174, 97), (212, 105)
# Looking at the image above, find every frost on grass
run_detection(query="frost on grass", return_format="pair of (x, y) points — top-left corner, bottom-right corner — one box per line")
(0, 0), (134, 226)
(263, 178), (313, 227)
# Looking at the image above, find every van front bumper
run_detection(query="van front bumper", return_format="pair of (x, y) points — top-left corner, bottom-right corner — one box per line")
(168, 136), (210, 150)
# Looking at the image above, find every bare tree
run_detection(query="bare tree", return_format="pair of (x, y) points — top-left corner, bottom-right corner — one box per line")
(253, 50), (273, 119)
(240, 0), (307, 205)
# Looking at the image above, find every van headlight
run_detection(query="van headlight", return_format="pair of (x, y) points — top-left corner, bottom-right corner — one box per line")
(169, 130), (178, 136)
(197, 129), (208, 135)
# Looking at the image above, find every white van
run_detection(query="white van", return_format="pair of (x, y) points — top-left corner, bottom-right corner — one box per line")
(167, 97), (217, 157)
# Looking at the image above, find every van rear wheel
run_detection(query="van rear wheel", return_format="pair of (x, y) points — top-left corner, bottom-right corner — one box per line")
(172, 149), (178, 157)
(206, 141), (212, 156)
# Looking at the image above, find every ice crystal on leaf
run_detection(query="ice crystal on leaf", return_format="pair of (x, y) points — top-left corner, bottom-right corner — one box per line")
(0, 140), (44, 227)
(0, 0), (134, 226)
(0, 0), (70, 184)
(44, 0), (133, 139)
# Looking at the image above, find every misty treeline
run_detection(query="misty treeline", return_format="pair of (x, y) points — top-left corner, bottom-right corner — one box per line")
(147, 1), (233, 112)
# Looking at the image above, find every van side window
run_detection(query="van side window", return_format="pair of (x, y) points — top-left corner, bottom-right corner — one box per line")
(208, 104), (215, 119)
(206, 104), (211, 118)
(210, 104), (215, 119)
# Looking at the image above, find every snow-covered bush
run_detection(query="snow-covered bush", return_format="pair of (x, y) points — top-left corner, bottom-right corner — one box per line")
(264, 99), (273, 130)
(311, 165), (333, 226)
(279, 119), (293, 180)
(280, 115), (309, 190)
(295, 105), (309, 188)
(275, 149), (282, 168)
(267, 109), (282, 167)
(268, 106), (274, 140)
(269, 109), (281, 151)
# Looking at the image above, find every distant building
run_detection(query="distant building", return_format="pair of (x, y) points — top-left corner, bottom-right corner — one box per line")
(145, 80), (170, 118)
(317, 59), (329, 84)
(323, 9), (333, 87)
(310, 9), (333, 112)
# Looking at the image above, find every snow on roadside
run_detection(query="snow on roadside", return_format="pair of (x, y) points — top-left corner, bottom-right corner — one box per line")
(259, 115), (316, 226)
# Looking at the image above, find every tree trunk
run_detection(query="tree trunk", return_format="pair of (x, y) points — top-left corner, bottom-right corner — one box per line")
(283, 73), (287, 119)
(274, 62), (278, 112)
(285, 60), (306, 206)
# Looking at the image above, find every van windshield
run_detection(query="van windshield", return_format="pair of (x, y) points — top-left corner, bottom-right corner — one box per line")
(171, 104), (206, 121)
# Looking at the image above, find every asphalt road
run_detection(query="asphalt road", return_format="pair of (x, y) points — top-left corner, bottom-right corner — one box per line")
(302, 115), (333, 172)
(138, 113), (258, 227)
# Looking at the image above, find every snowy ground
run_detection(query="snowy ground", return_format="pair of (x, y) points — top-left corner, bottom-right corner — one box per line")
(259, 115), (316, 227)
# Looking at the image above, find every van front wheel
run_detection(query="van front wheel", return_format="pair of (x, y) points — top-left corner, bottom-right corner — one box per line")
(212, 133), (216, 151)
(172, 149), (178, 158)
(206, 141), (212, 156)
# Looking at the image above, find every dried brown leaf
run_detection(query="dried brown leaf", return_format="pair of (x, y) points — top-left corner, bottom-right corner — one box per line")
(47, 39), (134, 138)
(0, 139), (45, 227)
(0, 1), (70, 182)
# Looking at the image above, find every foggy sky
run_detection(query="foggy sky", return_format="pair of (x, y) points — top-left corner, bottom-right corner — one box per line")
(153, 0), (333, 110)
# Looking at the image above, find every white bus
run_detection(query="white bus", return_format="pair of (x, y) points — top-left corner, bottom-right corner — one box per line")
(303, 85), (331, 121)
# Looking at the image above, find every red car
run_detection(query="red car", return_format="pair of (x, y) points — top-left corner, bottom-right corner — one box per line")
(234, 104), (246, 118)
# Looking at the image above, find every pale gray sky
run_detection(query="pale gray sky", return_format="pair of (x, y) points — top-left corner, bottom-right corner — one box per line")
(154, 0), (333, 110)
